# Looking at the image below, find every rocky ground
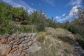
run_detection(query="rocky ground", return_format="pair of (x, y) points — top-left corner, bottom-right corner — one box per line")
(0, 28), (84, 56)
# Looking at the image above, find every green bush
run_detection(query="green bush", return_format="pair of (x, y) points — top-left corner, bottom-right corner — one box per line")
(36, 24), (45, 32)
(0, 3), (58, 35)
(67, 26), (77, 34)
(63, 24), (78, 34)
(0, 21), (14, 35)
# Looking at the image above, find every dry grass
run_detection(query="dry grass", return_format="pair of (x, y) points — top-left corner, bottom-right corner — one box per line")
(36, 32), (47, 43)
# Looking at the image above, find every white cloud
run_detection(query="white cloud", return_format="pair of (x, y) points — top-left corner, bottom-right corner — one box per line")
(67, 0), (82, 17)
(56, 0), (83, 23)
(62, 14), (66, 17)
(69, 6), (79, 16)
(66, 0), (82, 21)
(61, 6), (80, 22)
(55, 13), (66, 23)
(42, 0), (55, 7)
(55, 16), (60, 19)
(68, 0), (82, 17)
(55, 5), (80, 23)
(70, 0), (82, 6)
(2, 0), (35, 13)
(60, 6), (79, 23)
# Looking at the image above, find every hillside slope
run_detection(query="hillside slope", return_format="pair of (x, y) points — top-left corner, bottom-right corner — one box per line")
(0, 28), (84, 56)
(0, 2), (57, 35)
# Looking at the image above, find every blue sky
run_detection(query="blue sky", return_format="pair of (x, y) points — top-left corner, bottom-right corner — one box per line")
(1, 0), (84, 22)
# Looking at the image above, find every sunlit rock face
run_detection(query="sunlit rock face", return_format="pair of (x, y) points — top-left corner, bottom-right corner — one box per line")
(0, 33), (41, 56)
(0, 28), (84, 56)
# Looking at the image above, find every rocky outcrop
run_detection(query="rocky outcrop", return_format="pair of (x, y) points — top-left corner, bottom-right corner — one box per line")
(0, 33), (41, 56)
(0, 28), (84, 56)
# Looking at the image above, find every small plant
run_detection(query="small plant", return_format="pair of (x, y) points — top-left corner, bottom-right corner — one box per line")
(64, 25), (77, 34)
(36, 24), (45, 32)
(37, 32), (46, 43)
